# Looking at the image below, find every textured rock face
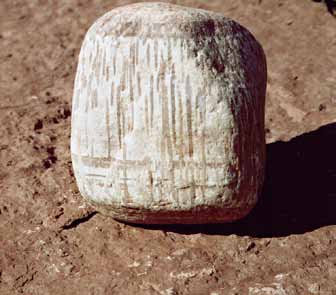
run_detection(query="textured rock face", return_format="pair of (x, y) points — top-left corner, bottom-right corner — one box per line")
(71, 2), (267, 224)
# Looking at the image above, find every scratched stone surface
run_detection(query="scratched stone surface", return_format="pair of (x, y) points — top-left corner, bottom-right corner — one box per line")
(1, 1), (336, 294)
(71, 2), (267, 223)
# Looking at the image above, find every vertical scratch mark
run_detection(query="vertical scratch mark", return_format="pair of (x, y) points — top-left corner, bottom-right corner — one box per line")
(170, 64), (176, 148)
(84, 76), (90, 155)
(185, 163), (190, 204)
(154, 39), (158, 70)
(150, 74), (154, 129)
(137, 72), (141, 97)
(110, 82), (114, 106)
(84, 106), (89, 156)
(89, 50), (93, 65)
(102, 49), (107, 81)
(161, 60), (176, 203)
(190, 163), (196, 206)
(113, 42), (118, 75)
(106, 64), (109, 82)
(160, 63), (167, 165)
(121, 102), (129, 204)
(200, 91), (206, 201)
(119, 49), (128, 201)
(116, 58), (127, 149)
(147, 169), (154, 203)
(186, 39), (192, 59)
(129, 62), (134, 131)
(167, 38), (172, 63)
(180, 40), (184, 63)
(195, 90), (200, 137)
(105, 91), (111, 158)
(116, 85), (121, 149)
(145, 95), (149, 135)
(146, 43), (150, 68)
(120, 57), (126, 91)
(185, 75), (193, 158)
(95, 43), (101, 81)
(87, 79), (92, 110)
(178, 88), (184, 161)
(81, 70), (88, 89)
(92, 89), (98, 109)
(91, 138), (94, 158)
(113, 53), (116, 75)
(156, 71), (160, 93)
(130, 41), (136, 77)
(214, 157), (219, 190)
(135, 39), (139, 65)
(92, 42), (97, 68)
(90, 70), (94, 157)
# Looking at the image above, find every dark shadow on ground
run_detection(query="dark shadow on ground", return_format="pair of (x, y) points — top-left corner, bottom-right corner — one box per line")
(312, 0), (336, 16)
(129, 122), (336, 238)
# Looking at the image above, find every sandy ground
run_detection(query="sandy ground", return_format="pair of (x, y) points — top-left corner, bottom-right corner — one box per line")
(1, 0), (336, 294)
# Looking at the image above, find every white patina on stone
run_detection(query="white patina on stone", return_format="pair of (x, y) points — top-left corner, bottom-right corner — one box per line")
(71, 2), (267, 224)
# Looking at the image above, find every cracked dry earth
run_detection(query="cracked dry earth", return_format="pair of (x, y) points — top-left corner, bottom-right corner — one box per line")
(1, 0), (336, 294)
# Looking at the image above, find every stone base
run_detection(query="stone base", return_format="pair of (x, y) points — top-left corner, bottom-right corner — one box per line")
(87, 199), (256, 224)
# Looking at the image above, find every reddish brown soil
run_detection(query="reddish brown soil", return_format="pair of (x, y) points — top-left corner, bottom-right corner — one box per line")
(1, 1), (336, 294)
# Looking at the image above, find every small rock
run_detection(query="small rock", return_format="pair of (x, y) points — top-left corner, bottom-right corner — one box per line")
(246, 242), (256, 252)
(34, 119), (43, 130)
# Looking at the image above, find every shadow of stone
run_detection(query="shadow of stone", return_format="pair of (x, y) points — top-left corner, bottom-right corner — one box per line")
(128, 122), (336, 237)
(312, 0), (336, 15)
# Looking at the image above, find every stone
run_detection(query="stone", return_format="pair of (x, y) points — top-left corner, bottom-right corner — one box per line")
(70, 2), (267, 224)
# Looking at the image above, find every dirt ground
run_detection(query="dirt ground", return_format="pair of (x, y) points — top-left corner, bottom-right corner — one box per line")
(1, 0), (336, 294)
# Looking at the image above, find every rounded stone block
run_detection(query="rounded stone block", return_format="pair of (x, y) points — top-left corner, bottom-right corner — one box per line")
(71, 2), (267, 224)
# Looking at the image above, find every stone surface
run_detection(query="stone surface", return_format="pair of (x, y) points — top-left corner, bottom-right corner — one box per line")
(1, 1), (336, 294)
(71, 2), (267, 223)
